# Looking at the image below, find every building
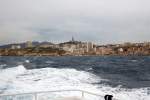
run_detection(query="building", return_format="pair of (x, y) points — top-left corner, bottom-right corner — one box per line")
(71, 36), (75, 42)
(96, 46), (114, 55)
(60, 43), (76, 53)
(11, 45), (21, 49)
(118, 48), (124, 52)
(26, 41), (33, 48)
(86, 42), (93, 52)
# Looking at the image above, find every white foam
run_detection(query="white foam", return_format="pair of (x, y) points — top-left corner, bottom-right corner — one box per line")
(0, 65), (27, 94)
(45, 61), (55, 64)
(25, 60), (30, 63)
(0, 65), (149, 100)
(0, 65), (26, 79)
(130, 60), (137, 62)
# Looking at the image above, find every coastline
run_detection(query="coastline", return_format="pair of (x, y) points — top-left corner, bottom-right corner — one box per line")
(0, 42), (150, 56)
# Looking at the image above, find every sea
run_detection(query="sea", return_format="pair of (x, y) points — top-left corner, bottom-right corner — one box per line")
(0, 56), (150, 100)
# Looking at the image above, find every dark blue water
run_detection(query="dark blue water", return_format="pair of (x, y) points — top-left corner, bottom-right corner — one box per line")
(0, 56), (150, 89)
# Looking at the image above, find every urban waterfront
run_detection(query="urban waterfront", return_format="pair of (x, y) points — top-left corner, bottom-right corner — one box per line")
(0, 38), (150, 56)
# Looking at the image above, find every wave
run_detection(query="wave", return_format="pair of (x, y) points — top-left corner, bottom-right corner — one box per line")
(0, 65), (150, 100)
(45, 61), (55, 64)
(0, 64), (7, 69)
(25, 60), (30, 63)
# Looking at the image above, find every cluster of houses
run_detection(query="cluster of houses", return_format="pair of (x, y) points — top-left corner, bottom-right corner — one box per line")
(8, 37), (97, 55)
(0, 37), (150, 56)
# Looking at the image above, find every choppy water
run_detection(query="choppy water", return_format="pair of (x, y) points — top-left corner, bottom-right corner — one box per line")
(0, 56), (150, 100)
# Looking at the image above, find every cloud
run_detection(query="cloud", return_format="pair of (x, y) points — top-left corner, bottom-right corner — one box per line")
(0, 0), (150, 45)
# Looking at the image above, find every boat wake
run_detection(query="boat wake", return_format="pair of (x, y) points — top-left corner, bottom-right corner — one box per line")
(0, 65), (150, 100)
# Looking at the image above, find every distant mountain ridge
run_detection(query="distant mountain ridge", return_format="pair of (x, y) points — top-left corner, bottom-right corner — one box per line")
(0, 41), (54, 49)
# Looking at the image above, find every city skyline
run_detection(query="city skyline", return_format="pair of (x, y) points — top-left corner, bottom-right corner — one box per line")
(0, 0), (150, 45)
(0, 38), (150, 56)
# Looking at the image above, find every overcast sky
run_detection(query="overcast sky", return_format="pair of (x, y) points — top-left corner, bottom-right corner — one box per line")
(0, 0), (150, 45)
